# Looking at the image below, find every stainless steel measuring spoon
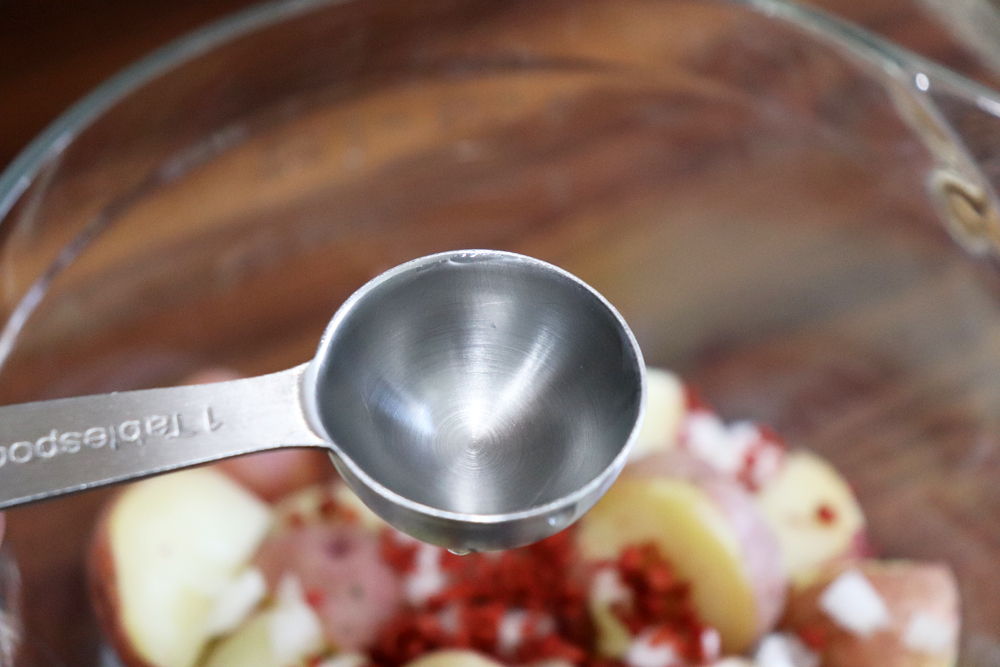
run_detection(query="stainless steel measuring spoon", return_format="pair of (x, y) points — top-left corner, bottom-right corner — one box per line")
(0, 250), (645, 551)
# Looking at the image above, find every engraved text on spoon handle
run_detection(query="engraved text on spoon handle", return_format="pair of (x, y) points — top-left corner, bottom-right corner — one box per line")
(0, 364), (325, 509)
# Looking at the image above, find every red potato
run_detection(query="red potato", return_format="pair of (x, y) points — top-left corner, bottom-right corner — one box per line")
(253, 523), (404, 651)
(577, 450), (787, 655)
(781, 560), (959, 667)
(754, 451), (868, 587)
(200, 483), (404, 667)
(89, 468), (273, 667)
(86, 367), (959, 667)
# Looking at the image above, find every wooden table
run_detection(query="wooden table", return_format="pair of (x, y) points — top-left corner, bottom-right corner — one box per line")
(2, 0), (999, 175)
(1, 1), (999, 666)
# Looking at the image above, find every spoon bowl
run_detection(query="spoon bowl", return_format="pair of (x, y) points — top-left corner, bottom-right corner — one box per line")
(307, 250), (646, 549)
(0, 250), (645, 551)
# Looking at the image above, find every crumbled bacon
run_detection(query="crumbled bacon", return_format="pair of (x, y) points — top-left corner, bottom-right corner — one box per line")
(319, 496), (339, 518)
(380, 532), (419, 574)
(305, 588), (326, 609)
(611, 545), (710, 663)
(683, 386), (714, 412)
(796, 624), (828, 651)
(370, 532), (718, 667)
(371, 530), (594, 667)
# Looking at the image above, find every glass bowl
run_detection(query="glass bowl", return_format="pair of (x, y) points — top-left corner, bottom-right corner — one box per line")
(4, 0), (1000, 664)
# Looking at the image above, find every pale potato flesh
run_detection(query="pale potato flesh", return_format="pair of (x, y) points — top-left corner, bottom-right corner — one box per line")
(202, 589), (324, 667)
(402, 649), (506, 667)
(201, 611), (276, 667)
(576, 477), (762, 654)
(590, 599), (633, 659)
(109, 468), (272, 667)
(754, 450), (865, 586)
(628, 367), (686, 463)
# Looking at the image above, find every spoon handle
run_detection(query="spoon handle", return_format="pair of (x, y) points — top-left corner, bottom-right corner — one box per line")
(0, 364), (325, 510)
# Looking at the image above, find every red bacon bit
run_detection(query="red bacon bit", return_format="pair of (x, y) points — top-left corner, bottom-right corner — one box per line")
(649, 626), (684, 646)
(797, 624), (828, 651)
(755, 424), (788, 449)
(815, 504), (837, 525)
(683, 385), (713, 412)
(371, 530), (594, 667)
(525, 634), (588, 664)
(374, 610), (451, 666)
(371, 533), (712, 667)
(380, 531), (419, 574)
(305, 588), (325, 609)
(318, 495), (339, 519)
(611, 544), (710, 663)
(738, 446), (763, 492)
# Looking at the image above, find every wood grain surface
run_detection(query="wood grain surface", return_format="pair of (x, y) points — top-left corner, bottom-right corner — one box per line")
(2, 0), (999, 175)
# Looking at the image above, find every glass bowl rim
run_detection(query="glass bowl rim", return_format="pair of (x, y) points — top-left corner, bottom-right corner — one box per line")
(2, 0), (998, 226)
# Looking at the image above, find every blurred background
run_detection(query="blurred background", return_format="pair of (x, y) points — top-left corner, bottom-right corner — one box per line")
(4, 0), (1000, 666)
(4, 0), (1000, 174)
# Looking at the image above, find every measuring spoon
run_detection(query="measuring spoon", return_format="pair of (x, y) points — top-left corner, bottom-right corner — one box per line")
(0, 250), (645, 551)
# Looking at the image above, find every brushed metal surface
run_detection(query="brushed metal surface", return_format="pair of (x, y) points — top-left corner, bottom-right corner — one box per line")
(0, 250), (645, 550)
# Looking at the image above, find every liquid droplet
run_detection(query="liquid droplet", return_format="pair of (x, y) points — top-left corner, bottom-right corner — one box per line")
(547, 506), (575, 528)
(448, 548), (475, 556)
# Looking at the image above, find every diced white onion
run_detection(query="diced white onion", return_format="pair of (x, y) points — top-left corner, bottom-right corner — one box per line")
(753, 633), (819, 667)
(591, 567), (632, 605)
(204, 567), (267, 636)
(818, 569), (892, 636)
(405, 543), (448, 605)
(683, 413), (757, 475)
(625, 630), (682, 667)
(700, 627), (722, 663)
(269, 575), (324, 664)
(903, 612), (956, 655)
(498, 609), (528, 655)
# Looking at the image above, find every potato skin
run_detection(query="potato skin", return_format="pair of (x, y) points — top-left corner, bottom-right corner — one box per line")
(580, 449), (787, 653)
(88, 494), (159, 667)
(781, 560), (959, 667)
(626, 449), (787, 635)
